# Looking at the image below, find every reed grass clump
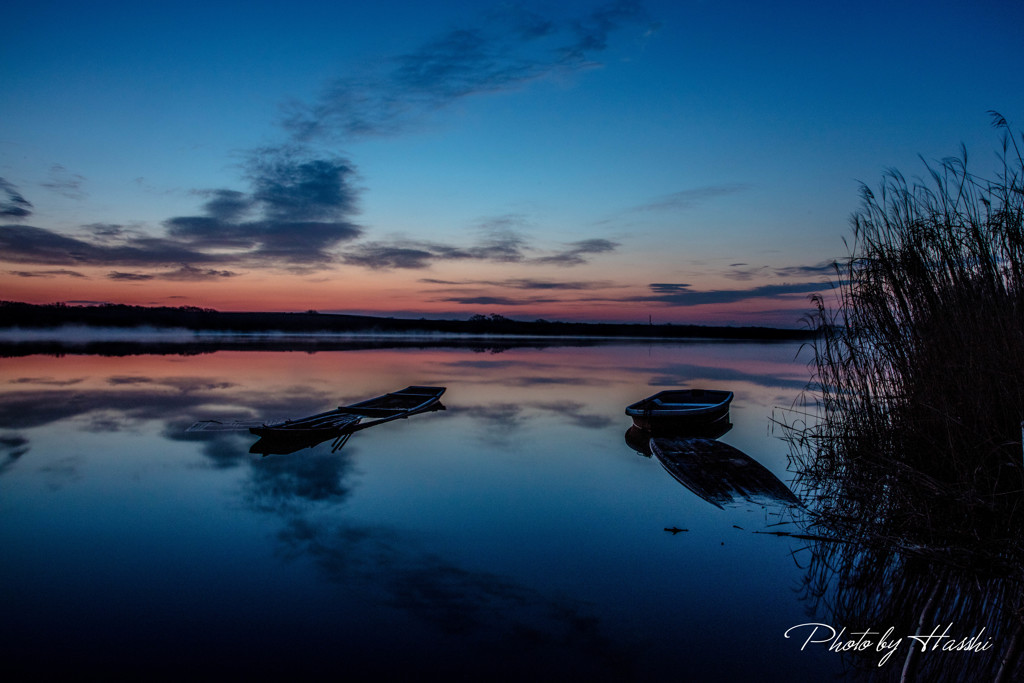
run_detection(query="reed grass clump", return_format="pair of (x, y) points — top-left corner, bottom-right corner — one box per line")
(784, 114), (1024, 680)
(792, 113), (1024, 558)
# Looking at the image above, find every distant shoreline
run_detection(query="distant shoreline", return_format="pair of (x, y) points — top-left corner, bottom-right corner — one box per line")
(0, 301), (815, 343)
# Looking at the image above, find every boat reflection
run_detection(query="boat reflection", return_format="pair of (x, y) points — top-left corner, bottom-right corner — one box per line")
(624, 424), (799, 510)
(624, 421), (733, 456)
(650, 436), (800, 509)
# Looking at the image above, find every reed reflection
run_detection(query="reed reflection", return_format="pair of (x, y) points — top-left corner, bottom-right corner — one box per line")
(784, 135), (1024, 681)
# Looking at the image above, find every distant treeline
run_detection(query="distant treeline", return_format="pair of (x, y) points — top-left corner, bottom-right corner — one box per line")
(0, 301), (813, 340)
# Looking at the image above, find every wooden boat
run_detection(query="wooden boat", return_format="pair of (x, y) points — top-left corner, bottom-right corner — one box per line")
(625, 388), (733, 431)
(249, 386), (446, 438)
(649, 436), (800, 509)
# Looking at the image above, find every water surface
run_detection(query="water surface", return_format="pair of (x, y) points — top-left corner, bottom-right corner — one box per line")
(0, 341), (841, 680)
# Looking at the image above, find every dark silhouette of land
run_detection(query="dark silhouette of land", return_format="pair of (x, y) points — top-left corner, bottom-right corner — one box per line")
(0, 301), (812, 341)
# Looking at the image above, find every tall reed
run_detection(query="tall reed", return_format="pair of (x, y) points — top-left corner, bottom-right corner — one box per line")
(785, 114), (1024, 680)
(792, 112), (1024, 559)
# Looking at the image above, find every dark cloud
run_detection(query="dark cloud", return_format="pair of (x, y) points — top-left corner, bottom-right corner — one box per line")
(723, 261), (838, 282)
(83, 223), (135, 240)
(108, 271), (156, 281)
(161, 264), (239, 280)
(0, 148), (363, 274)
(532, 238), (618, 265)
(441, 295), (558, 306)
(106, 263), (237, 282)
(343, 244), (440, 269)
(164, 147), (363, 266)
(420, 277), (615, 290)
(8, 269), (87, 279)
(772, 262), (840, 278)
(41, 164), (87, 200)
(0, 178), (33, 220)
(345, 232), (617, 271)
(632, 184), (750, 212)
(283, 1), (654, 141)
(633, 281), (840, 307)
(0, 224), (220, 267)
(196, 189), (252, 221)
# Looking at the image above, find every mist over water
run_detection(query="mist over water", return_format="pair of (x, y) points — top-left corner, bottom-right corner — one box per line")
(0, 341), (840, 679)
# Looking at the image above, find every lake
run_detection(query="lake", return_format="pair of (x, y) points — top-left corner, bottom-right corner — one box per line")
(0, 339), (844, 680)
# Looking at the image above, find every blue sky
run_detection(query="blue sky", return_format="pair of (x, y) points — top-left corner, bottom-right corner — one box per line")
(2, 0), (1022, 325)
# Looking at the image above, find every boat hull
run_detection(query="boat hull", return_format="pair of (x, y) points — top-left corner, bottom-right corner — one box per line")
(249, 386), (446, 438)
(625, 389), (733, 431)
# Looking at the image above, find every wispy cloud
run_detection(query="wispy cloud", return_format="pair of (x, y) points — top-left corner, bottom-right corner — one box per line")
(343, 226), (618, 270)
(420, 277), (616, 290)
(0, 225), (223, 267)
(631, 183), (750, 212)
(283, 1), (655, 141)
(439, 295), (559, 306)
(0, 178), (33, 220)
(41, 164), (87, 200)
(631, 280), (840, 307)
(103, 266), (239, 282)
(723, 261), (839, 281)
(8, 269), (87, 279)
(107, 271), (155, 281)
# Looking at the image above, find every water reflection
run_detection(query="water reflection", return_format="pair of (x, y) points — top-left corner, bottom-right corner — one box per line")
(650, 436), (800, 510)
(0, 341), (834, 679)
(786, 400), (1024, 678)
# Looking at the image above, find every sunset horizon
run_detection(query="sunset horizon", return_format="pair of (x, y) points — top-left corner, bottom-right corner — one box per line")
(3, 1), (1022, 327)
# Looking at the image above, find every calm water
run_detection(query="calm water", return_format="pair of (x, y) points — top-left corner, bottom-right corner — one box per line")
(0, 340), (842, 680)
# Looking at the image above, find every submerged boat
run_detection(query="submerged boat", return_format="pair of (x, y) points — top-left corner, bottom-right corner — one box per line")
(625, 388), (733, 432)
(649, 436), (800, 509)
(249, 386), (446, 438)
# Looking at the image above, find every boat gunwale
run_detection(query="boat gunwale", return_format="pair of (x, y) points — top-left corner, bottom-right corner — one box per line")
(625, 389), (733, 418)
(250, 386), (445, 436)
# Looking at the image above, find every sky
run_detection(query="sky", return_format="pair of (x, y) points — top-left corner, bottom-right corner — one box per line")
(2, 0), (1022, 327)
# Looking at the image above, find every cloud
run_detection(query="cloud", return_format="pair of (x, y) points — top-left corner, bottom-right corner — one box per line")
(160, 264), (239, 280)
(420, 277), (615, 290)
(0, 178), (33, 220)
(8, 269), (87, 279)
(632, 184), (750, 212)
(344, 225), (617, 270)
(283, 1), (654, 141)
(105, 265), (240, 282)
(0, 147), (363, 274)
(723, 261), (840, 282)
(440, 295), (559, 306)
(107, 271), (156, 281)
(41, 164), (87, 200)
(632, 281), (840, 307)
(772, 262), (840, 278)
(164, 146), (363, 266)
(0, 224), (219, 266)
(532, 238), (618, 265)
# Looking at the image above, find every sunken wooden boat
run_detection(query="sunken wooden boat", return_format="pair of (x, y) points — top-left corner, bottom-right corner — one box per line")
(249, 386), (446, 439)
(625, 388), (733, 432)
(649, 436), (800, 509)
